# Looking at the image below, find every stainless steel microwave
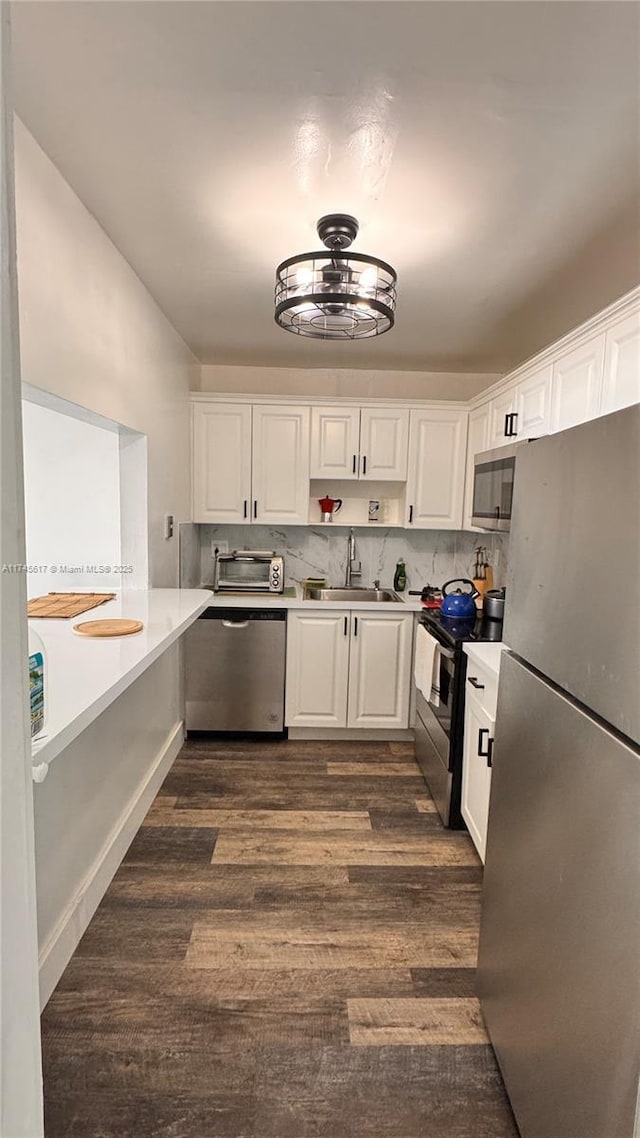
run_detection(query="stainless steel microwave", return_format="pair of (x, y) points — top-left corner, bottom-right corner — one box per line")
(472, 442), (524, 531)
(214, 550), (284, 593)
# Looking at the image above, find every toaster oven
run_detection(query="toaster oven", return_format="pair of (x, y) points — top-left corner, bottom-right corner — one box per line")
(214, 550), (284, 593)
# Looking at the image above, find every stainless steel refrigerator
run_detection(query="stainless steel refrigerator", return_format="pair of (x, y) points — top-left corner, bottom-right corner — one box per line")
(477, 404), (640, 1138)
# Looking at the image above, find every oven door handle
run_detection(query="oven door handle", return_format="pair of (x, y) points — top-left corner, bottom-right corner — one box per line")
(436, 644), (455, 661)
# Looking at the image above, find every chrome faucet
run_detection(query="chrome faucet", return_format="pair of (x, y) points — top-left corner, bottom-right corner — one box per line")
(345, 528), (362, 586)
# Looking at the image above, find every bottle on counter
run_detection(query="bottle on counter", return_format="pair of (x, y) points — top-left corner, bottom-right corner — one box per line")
(28, 626), (46, 738)
(393, 559), (407, 592)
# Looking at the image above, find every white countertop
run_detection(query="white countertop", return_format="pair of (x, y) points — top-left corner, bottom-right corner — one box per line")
(197, 584), (425, 613)
(30, 588), (211, 769)
(463, 640), (507, 676)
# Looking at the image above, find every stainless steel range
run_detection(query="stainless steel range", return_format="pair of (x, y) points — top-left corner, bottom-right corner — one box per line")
(414, 609), (503, 828)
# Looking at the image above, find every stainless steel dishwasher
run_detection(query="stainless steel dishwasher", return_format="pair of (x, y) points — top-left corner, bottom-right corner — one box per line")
(185, 608), (287, 732)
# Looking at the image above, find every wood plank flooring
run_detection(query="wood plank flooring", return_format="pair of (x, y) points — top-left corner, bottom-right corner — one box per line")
(41, 738), (519, 1138)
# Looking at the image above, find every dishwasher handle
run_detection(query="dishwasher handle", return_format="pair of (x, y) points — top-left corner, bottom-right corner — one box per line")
(221, 619), (250, 629)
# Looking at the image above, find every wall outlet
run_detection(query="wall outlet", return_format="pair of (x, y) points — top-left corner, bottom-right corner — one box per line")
(164, 514), (174, 540)
(212, 540), (229, 556)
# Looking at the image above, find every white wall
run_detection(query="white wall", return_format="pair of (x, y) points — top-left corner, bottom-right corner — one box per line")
(14, 119), (199, 586)
(34, 643), (183, 1007)
(198, 363), (501, 402)
(22, 400), (121, 595)
(0, 12), (44, 1134)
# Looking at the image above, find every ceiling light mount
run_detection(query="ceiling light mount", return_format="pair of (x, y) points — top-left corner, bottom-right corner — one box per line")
(315, 213), (359, 251)
(274, 213), (397, 341)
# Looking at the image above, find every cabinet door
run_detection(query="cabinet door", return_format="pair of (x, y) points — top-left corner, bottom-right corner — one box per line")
(515, 364), (552, 438)
(461, 695), (494, 863)
(192, 403), (252, 523)
(406, 409), (468, 529)
(601, 310), (640, 415)
(462, 403), (491, 530)
(488, 389), (516, 448)
(359, 408), (410, 480)
(310, 406), (361, 479)
(285, 611), (350, 727)
(550, 334), (605, 433)
(347, 613), (413, 729)
(252, 405), (310, 525)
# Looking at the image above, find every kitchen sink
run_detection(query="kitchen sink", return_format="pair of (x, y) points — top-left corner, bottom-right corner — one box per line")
(303, 587), (402, 602)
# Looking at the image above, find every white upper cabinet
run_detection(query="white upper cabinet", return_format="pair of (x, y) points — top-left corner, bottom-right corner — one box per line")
(310, 405), (409, 481)
(549, 334), (605, 433)
(462, 402), (491, 530)
(488, 388), (516, 449)
(192, 402), (252, 523)
(309, 407), (361, 479)
(252, 405), (310, 525)
(406, 408), (468, 529)
(515, 364), (552, 438)
(347, 612), (413, 729)
(359, 408), (409, 480)
(488, 367), (552, 449)
(601, 310), (640, 416)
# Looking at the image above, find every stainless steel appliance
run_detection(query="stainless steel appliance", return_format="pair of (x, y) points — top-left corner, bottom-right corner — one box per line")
(472, 442), (523, 531)
(478, 405), (640, 1138)
(482, 588), (505, 620)
(414, 610), (503, 828)
(185, 608), (286, 731)
(214, 550), (284, 593)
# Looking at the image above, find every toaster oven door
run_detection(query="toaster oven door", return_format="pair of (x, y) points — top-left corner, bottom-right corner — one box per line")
(216, 557), (271, 591)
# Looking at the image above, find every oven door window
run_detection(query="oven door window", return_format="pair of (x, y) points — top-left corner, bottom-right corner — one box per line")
(472, 456), (514, 524)
(432, 651), (455, 744)
(218, 560), (270, 588)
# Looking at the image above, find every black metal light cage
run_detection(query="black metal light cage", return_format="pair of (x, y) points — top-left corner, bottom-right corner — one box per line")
(274, 249), (397, 340)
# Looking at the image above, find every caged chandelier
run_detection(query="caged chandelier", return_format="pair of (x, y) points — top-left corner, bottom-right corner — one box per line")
(274, 214), (397, 340)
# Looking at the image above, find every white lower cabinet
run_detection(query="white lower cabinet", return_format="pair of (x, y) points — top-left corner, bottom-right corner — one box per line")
(461, 695), (494, 863)
(461, 647), (503, 863)
(285, 610), (414, 730)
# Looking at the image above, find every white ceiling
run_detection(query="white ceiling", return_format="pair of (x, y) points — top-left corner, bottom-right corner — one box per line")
(10, 1), (640, 373)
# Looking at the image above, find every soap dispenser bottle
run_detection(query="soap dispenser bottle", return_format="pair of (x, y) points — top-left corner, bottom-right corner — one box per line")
(393, 559), (407, 592)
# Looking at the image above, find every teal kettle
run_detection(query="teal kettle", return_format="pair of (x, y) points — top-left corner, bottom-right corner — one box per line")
(440, 579), (479, 620)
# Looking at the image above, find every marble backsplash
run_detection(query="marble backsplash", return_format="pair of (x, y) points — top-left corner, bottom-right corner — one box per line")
(181, 523), (508, 594)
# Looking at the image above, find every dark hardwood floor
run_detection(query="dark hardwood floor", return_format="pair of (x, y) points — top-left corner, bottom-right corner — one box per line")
(41, 738), (519, 1138)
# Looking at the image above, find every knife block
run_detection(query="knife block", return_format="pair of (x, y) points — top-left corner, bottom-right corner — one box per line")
(473, 567), (494, 608)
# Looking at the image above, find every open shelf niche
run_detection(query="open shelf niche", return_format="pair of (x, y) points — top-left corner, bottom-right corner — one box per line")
(308, 479), (407, 528)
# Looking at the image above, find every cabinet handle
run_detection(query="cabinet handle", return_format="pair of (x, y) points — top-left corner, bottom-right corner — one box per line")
(243, 500), (248, 519)
(344, 616), (348, 636)
(362, 455), (367, 475)
(408, 504), (414, 524)
(352, 454), (357, 474)
(468, 676), (485, 690)
(354, 616), (358, 637)
(504, 412), (518, 438)
(253, 500), (257, 519)
(478, 727), (494, 767)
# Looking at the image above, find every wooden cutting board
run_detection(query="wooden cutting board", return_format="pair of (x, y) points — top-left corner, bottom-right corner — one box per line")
(72, 618), (143, 638)
(28, 592), (116, 619)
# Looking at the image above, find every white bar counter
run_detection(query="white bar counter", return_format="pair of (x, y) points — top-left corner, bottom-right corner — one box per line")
(31, 588), (210, 769)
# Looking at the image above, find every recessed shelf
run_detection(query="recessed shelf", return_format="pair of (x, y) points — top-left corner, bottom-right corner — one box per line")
(309, 479), (406, 527)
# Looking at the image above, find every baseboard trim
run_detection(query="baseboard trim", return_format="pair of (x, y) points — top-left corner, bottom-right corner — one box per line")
(288, 728), (415, 741)
(38, 720), (184, 1009)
